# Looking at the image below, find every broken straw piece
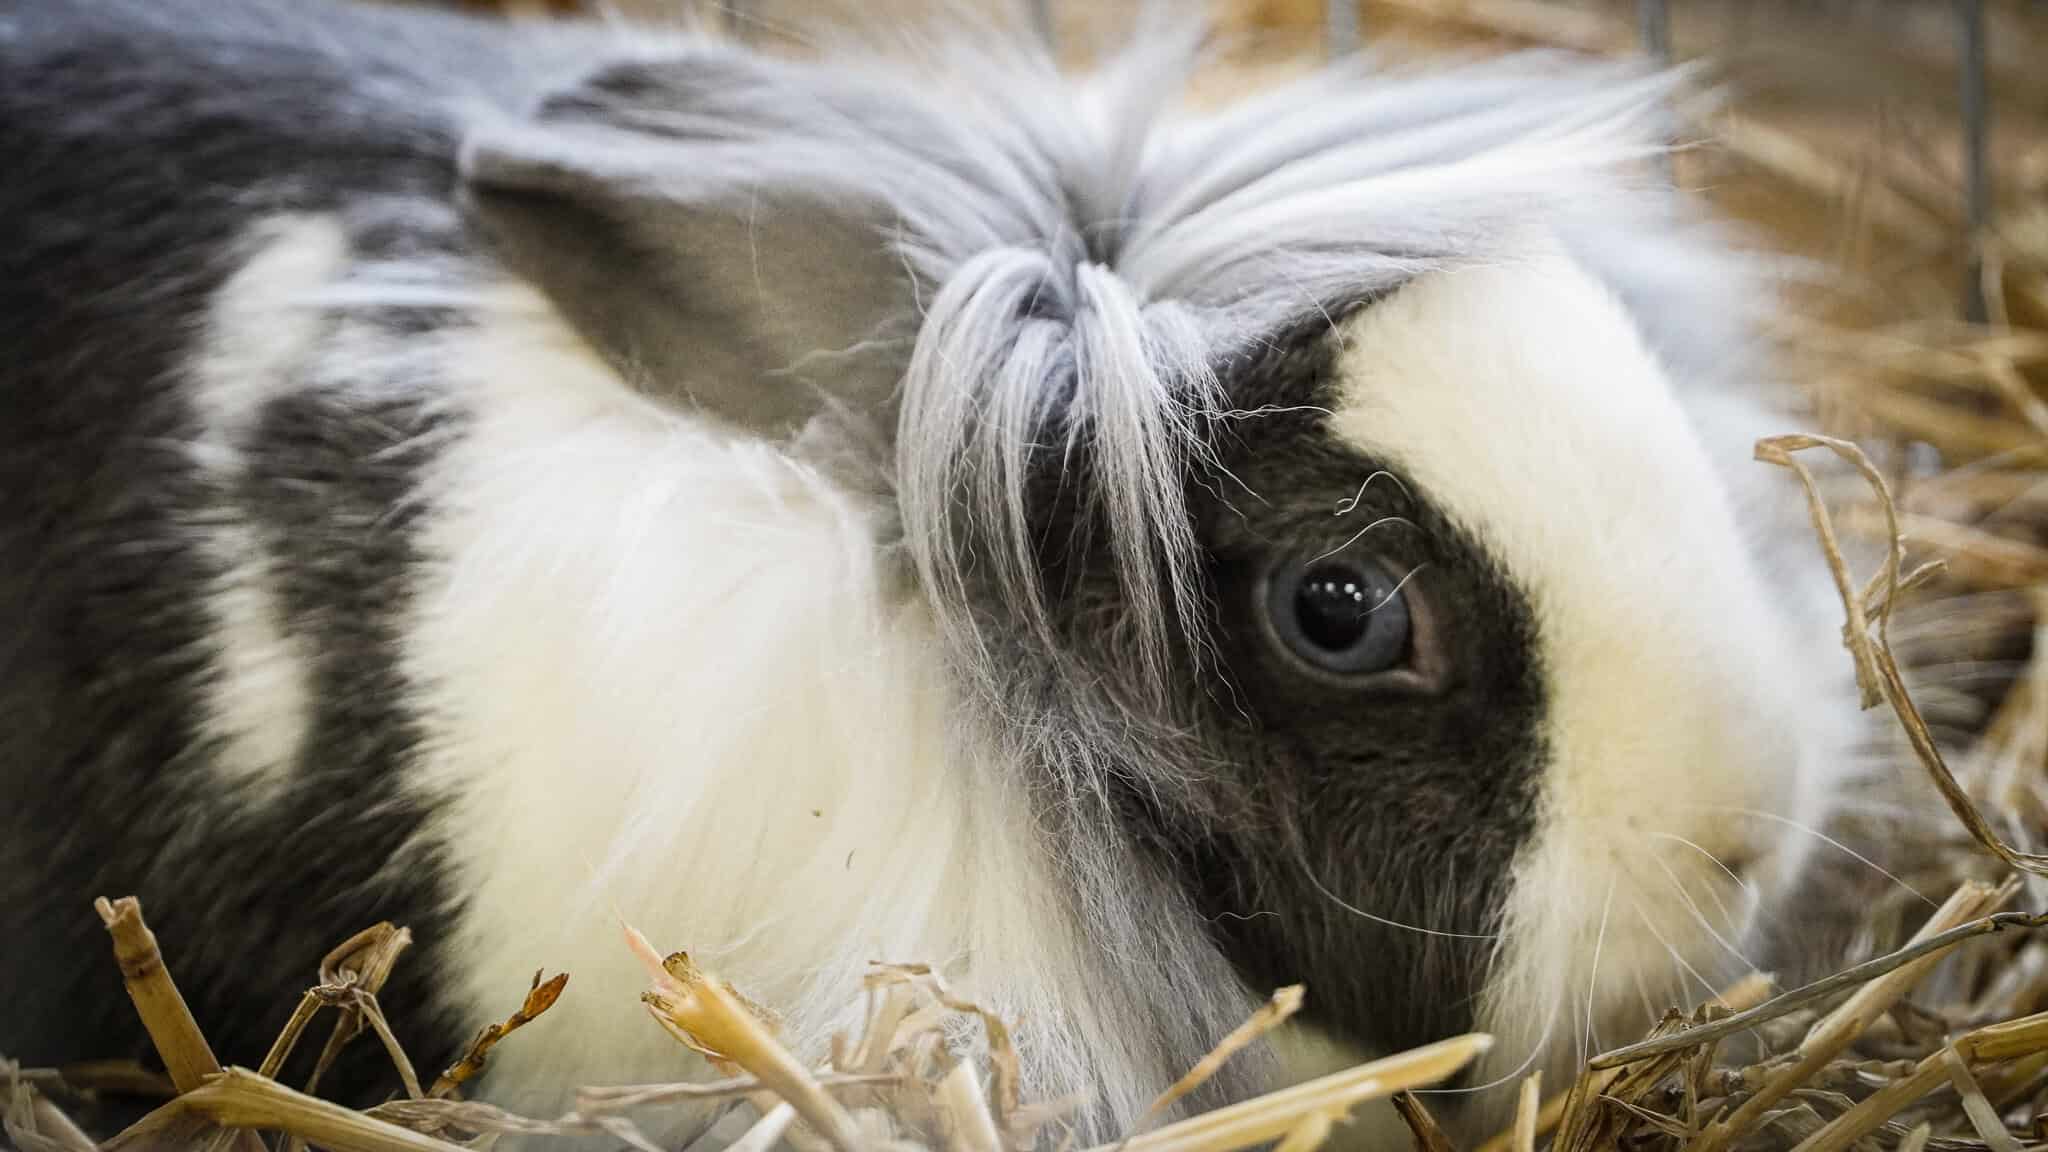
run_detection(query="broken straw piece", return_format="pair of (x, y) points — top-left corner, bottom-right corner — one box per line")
(1942, 1045), (2024, 1152)
(94, 897), (268, 1152)
(937, 1059), (1004, 1152)
(95, 897), (224, 1095)
(1512, 1072), (1541, 1152)
(622, 918), (864, 1152)
(1757, 433), (2048, 879)
(1088, 1032), (1491, 1152)
(1390, 1091), (1457, 1152)
(431, 970), (569, 1098)
(1125, 984), (1305, 1141)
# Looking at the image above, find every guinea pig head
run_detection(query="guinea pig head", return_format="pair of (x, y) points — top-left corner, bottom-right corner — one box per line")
(1182, 244), (1847, 1124)
(459, 33), (1852, 1140)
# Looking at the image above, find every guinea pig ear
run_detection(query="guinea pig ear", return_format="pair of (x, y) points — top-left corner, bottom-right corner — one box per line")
(458, 58), (924, 440)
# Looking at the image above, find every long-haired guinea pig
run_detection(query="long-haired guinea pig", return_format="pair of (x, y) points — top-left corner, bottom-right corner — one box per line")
(0, 0), (1866, 1144)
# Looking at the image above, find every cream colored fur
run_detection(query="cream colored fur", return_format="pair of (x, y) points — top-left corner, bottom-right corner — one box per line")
(189, 215), (347, 798)
(401, 280), (1215, 1130)
(1324, 241), (1856, 1124)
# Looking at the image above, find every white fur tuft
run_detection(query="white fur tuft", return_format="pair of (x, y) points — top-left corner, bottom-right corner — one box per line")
(401, 290), (1197, 1131)
(188, 215), (347, 797)
(1324, 242), (1857, 1119)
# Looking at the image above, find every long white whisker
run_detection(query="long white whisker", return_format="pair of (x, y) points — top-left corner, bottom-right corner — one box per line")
(1692, 805), (1937, 909)
(1641, 853), (1774, 1053)
(1631, 901), (1714, 1010)
(1211, 403), (1336, 421)
(1652, 832), (1764, 932)
(1308, 515), (1415, 564)
(1292, 842), (1501, 940)
(1648, 854), (1757, 973)
(1631, 964), (1659, 1023)
(1414, 978), (1561, 1098)
(1335, 469), (1410, 514)
(1572, 991), (1586, 1072)
(1366, 563), (1430, 614)
(1585, 877), (1614, 1057)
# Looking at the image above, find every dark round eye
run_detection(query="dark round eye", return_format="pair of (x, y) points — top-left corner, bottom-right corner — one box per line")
(1265, 556), (1412, 676)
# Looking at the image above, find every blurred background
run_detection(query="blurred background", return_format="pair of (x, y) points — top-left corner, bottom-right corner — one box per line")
(426, 0), (2048, 886)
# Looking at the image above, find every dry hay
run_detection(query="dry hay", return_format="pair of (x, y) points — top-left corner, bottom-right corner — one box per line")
(11, 419), (2048, 1152)
(9, 2), (2048, 1151)
(0, 898), (1495, 1152)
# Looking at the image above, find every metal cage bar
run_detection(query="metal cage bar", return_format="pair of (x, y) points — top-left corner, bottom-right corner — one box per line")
(1637, 0), (1671, 64)
(1028, 0), (1056, 53)
(1958, 0), (1992, 323)
(1327, 0), (1360, 56)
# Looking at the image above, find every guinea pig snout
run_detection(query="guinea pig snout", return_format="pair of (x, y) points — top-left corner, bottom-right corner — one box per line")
(1481, 571), (1833, 1066)
(1580, 682), (1812, 904)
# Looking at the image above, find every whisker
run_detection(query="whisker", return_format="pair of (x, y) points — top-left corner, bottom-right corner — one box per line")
(1308, 515), (1415, 564)
(1631, 901), (1714, 1011)
(1630, 966), (1659, 1030)
(1648, 854), (1757, 973)
(1291, 840), (1501, 941)
(1334, 469), (1410, 514)
(1211, 403), (1336, 422)
(1652, 832), (1765, 932)
(1572, 991), (1586, 1072)
(1366, 563), (1430, 614)
(1690, 805), (1938, 909)
(1207, 458), (1267, 505)
(1206, 909), (1281, 924)
(1585, 877), (1615, 1059)
(1413, 973), (1562, 1099)
(1639, 854), (1774, 1052)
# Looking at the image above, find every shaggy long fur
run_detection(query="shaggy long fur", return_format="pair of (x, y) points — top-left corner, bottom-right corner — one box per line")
(0, 2), (1861, 1146)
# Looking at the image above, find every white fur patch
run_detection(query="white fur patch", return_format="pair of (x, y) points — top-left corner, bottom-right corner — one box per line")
(1324, 241), (1854, 1109)
(189, 215), (346, 795)
(402, 288), (1174, 1131)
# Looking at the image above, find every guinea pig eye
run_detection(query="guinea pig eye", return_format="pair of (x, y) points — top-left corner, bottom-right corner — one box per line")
(1263, 557), (1413, 677)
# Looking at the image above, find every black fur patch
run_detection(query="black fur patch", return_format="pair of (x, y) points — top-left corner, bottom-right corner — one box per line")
(1179, 316), (1548, 1053)
(0, 0), (541, 1117)
(965, 302), (1549, 1098)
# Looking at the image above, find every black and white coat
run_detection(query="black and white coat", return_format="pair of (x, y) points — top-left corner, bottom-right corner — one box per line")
(0, 1), (1860, 1144)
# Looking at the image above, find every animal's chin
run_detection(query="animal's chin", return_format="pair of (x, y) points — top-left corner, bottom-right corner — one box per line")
(1264, 856), (1782, 1151)
(1460, 839), (1792, 1104)
(1259, 806), (1818, 1151)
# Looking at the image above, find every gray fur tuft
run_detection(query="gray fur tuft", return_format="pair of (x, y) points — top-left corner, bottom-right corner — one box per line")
(603, 32), (1708, 706)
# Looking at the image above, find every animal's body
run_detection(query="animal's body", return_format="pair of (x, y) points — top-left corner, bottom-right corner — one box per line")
(0, 1), (1861, 1144)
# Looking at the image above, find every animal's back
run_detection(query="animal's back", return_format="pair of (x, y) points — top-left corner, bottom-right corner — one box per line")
(0, 0), (576, 1100)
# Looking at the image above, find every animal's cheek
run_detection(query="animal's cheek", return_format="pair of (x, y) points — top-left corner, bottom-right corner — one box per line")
(1467, 591), (1835, 1108)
